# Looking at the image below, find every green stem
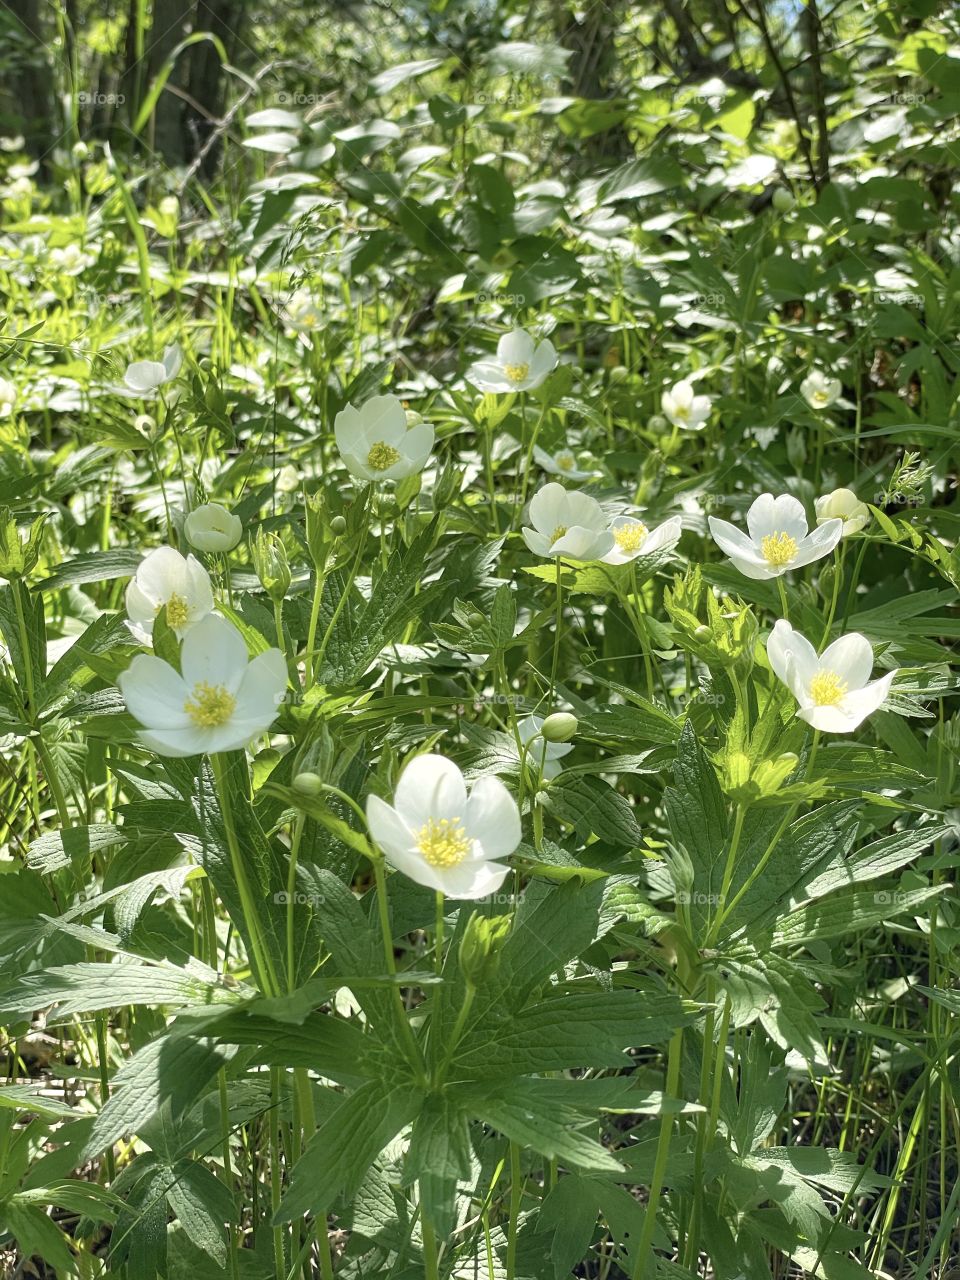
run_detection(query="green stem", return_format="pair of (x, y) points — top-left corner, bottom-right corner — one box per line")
(506, 1141), (523, 1280)
(422, 1211), (440, 1280)
(776, 575), (789, 621)
(631, 1028), (683, 1279)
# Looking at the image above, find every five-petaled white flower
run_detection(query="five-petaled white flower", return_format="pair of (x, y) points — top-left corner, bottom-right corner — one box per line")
(517, 715), (572, 781)
(708, 493), (842, 580)
(533, 446), (596, 481)
(124, 345), (183, 395)
(815, 488), (870, 537)
(118, 614), (287, 757)
(661, 380), (711, 431)
(800, 370), (842, 410)
(284, 288), (323, 333)
(334, 394), (434, 483)
(600, 514), (683, 566)
(366, 754), (521, 899)
(522, 482), (614, 562)
(467, 328), (558, 394)
(125, 545), (214, 644)
(184, 503), (243, 553)
(767, 620), (896, 733)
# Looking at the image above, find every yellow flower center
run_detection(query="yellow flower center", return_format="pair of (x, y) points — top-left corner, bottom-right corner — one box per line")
(163, 593), (191, 629)
(550, 525), (568, 547)
(813, 389), (829, 404)
(760, 531), (798, 567)
(184, 681), (236, 728)
(416, 816), (471, 868)
(367, 441), (401, 472)
(613, 521), (649, 553)
(809, 670), (848, 707)
(555, 452), (575, 471)
(673, 404), (689, 419)
(504, 362), (529, 384)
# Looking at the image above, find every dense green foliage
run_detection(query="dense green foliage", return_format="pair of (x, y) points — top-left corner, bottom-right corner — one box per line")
(0, 1), (959, 1278)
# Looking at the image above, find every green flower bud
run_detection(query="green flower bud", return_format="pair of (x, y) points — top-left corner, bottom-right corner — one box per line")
(459, 912), (512, 987)
(292, 772), (323, 797)
(0, 508), (48, 580)
(541, 711), (578, 743)
(772, 187), (796, 213)
(252, 528), (291, 602)
(330, 515), (347, 537)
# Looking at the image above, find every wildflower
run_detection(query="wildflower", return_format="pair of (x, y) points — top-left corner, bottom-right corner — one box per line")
(118, 614), (286, 757)
(334, 394), (434, 483)
(814, 488), (870, 537)
(600, 514), (683, 566)
(124, 345), (183, 395)
(366, 754), (521, 899)
(467, 328), (558, 394)
(661, 380), (711, 431)
(522, 482), (613, 562)
(800, 370), (842, 410)
(533, 447), (597, 481)
(518, 715), (573, 780)
(767, 620), (896, 733)
(708, 493), (841, 580)
(125, 545), (214, 643)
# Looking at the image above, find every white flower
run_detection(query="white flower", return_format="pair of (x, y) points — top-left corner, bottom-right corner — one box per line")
(334, 394), (434, 483)
(661, 380), (711, 431)
(767, 620), (896, 733)
(366, 754), (520, 899)
(467, 328), (558, 394)
(0, 377), (15, 414)
(49, 244), (92, 275)
(517, 715), (572, 781)
(125, 546), (214, 643)
(124, 345), (183, 395)
(118, 614), (286, 757)
(285, 288), (323, 333)
(600, 514), (683, 566)
(533, 446), (596, 481)
(522, 482), (613, 562)
(814, 488), (870, 537)
(708, 493), (842, 580)
(184, 503), (243, 553)
(800, 370), (842, 410)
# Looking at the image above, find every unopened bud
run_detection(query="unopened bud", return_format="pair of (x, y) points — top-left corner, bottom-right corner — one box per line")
(330, 515), (347, 536)
(540, 712), (578, 743)
(772, 187), (796, 213)
(292, 772), (323, 797)
(459, 912), (512, 987)
(252, 528), (291, 602)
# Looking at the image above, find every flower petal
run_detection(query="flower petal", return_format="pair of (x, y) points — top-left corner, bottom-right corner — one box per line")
(497, 328), (535, 367)
(366, 795), (417, 863)
(819, 632), (874, 689)
(464, 776), (521, 859)
(118, 655), (191, 729)
(791, 519), (842, 568)
(438, 858), (512, 901)
(393, 754), (468, 831)
(180, 614), (248, 693)
(528, 482), (568, 536)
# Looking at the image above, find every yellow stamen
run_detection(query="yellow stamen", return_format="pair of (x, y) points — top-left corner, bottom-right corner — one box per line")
(555, 452), (575, 472)
(416, 816), (471, 868)
(367, 441), (401, 472)
(613, 522), (649, 553)
(760, 531), (798, 567)
(163, 593), (190, 629)
(809, 670), (847, 706)
(504, 362), (529, 384)
(184, 682), (236, 728)
(550, 525), (568, 546)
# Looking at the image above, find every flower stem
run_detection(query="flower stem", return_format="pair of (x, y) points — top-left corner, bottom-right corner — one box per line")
(631, 1027), (683, 1279)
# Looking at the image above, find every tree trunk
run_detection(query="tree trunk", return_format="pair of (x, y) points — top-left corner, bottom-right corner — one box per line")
(3, 0), (55, 162)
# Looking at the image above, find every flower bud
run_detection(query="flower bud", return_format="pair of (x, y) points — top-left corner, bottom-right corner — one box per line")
(292, 771), (323, 797)
(608, 365), (629, 382)
(772, 187), (796, 213)
(72, 141), (89, 161)
(330, 515), (347, 536)
(647, 413), (668, 433)
(540, 712), (578, 743)
(252, 528), (291, 601)
(184, 502), (243, 553)
(459, 912), (512, 987)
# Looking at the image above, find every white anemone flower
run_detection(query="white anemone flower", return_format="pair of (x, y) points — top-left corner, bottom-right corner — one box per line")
(285, 288), (323, 333)
(533, 446), (597, 481)
(124, 345), (183, 395)
(184, 503), (243, 553)
(600, 514), (683, 566)
(800, 370), (842, 410)
(814, 488), (870, 537)
(522, 482), (614, 562)
(125, 545), (214, 643)
(661, 380), (711, 431)
(118, 614), (287, 757)
(517, 715), (572, 781)
(767, 620), (896, 733)
(366, 754), (521, 899)
(467, 328), (558, 394)
(334, 394), (434, 483)
(49, 244), (93, 275)
(708, 493), (842, 580)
